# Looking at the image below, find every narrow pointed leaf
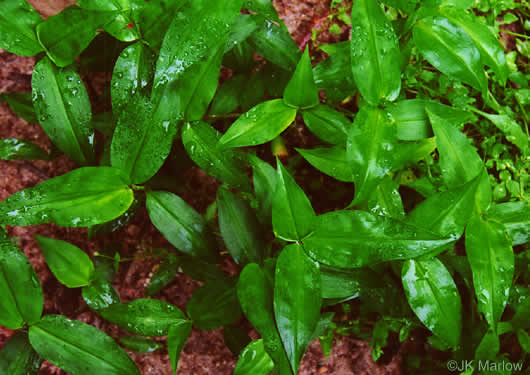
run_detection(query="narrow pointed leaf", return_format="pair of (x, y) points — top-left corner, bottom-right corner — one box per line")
(119, 336), (163, 353)
(2, 92), (39, 123)
(365, 177), (405, 219)
(0, 0), (42, 56)
(234, 339), (275, 375)
(32, 57), (94, 165)
(488, 202), (529, 245)
(402, 258), (462, 347)
(476, 112), (528, 154)
(29, 315), (140, 375)
(350, 0), (401, 105)
(82, 278), (120, 310)
(283, 47), (319, 109)
(0, 138), (49, 160)
(297, 146), (354, 182)
(0, 332), (42, 375)
(301, 105), (349, 145)
(168, 320), (192, 375)
(250, 155), (277, 224)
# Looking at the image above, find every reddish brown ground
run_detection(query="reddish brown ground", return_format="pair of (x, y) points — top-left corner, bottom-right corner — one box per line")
(0, 1), (403, 374)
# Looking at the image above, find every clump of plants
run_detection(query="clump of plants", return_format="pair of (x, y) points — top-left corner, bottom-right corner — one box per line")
(0, 0), (528, 374)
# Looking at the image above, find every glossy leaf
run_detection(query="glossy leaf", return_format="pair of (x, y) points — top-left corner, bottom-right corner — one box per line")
(0, 236), (43, 329)
(301, 105), (350, 145)
(119, 336), (163, 353)
(82, 278), (120, 310)
(0, 138), (49, 160)
(87, 197), (140, 239)
(303, 210), (454, 268)
(111, 42), (156, 117)
(225, 15), (259, 53)
(234, 339), (275, 375)
(208, 75), (246, 115)
(29, 315), (140, 375)
(365, 177), (405, 219)
(402, 258), (462, 347)
(187, 278), (242, 330)
(283, 47), (319, 109)
(274, 244), (321, 373)
(476, 112), (528, 154)
(178, 256), (225, 282)
(0, 0), (42, 56)
(0, 332), (42, 375)
(244, 0), (280, 22)
(320, 264), (378, 300)
(250, 155), (277, 224)
(272, 161), (316, 241)
(217, 188), (265, 265)
(168, 320), (192, 375)
(465, 216), (514, 327)
(218, 99), (297, 148)
(32, 57), (95, 165)
(350, 0), (401, 105)
(99, 299), (188, 336)
(1, 92), (39, 123)
(297, 146), (354, 182)
(347, 106), (397, 205)
(488, 202), (529, 245)
(0, 167), (134, 227)
(413, 16), (487, 91)
(145, 257), (178, 296)
(36, 7), (116, 67)
(146, 191), (216, 260)
(36, 236), (95, 288)
(182, 121), (251, 192)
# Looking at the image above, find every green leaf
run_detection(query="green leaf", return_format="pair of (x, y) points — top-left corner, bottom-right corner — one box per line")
(87, 197), (140, 239)
(168, 320), (192, 375)
(218, 99), (297, 148)
(0, 138), (49, 160)
(272, 161), (316, 241)
(237, 264), (291, 374)
(0, 236), (43, 329)
(488, 202), (529, 245)
(320, 264), (377, 300)
(225, 15), (259, 54)
(178, 255), (225, 282)
(302, 210), (454, 268)
(29, 315), (140, 375)
(301, 105), (350, 145)
(365, 177), (405, 219)
(474, 329), (500, 360)
(402, 257), (462, 347)
(36, 7), (116, 67)
(517, 330), (530, 353)
(297, 146), (354, 182)
(111, 42), (156, 118)
(0, 0), (42, 56)
(187, 278), (242, 330)
(244, 0), (280, 22)
(475, 112), (528, 154)
(90, 112), (115, 136)
(283, 47), (319, 109)
(82, 278), (120, 310)
(439, 6), (509, 85)
(36, 236), (94, 288)
(182, 121), (251, 191)
(32, 57), (95, 165)
(274, 244), (322, 373)
(413, 16), (487, 91)
(111, 94), (176, 184)
(145, 257), (178, 297)
(119, 336), (163, 353)
(208, 75), (246, 115)
(1, 92), (39, 123)
(0, 167), (134, 227)
(350, 0), (401, 105)
(146, 191), (217, 260)
(217, 188), (265, 265)
(0, 332), (42, 375)
(234, 339), (275, 375)
(347, 106), (397, 205)
(99, 299), (188, 336)
(465, 216), (514, 327)
(250, 155), (277, 224)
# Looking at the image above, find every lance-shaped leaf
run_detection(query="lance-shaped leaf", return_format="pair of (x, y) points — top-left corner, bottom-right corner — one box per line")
(413, 16), (487, 91)
(283, 47), (319, 109)
(488, 202), (529, 246)
(272, 161), (316, 241)
(218, 99), (297, 148)
(217, 188), (265, 265)
(320, 264), (380, 300)
(182, 121), (251, 192)
(29, 315), (140, 375)
(365, 177), (405, 219)
(347, 106), (397, 205)
(168, 320), (192, 375)
(119, 336), (163, 354)
(237, 264), (292, 374)
(234, 339), (275, 375)
(111, 42), (156, 117)
(36, 7), (116, 67)
(439, 6), (508, 85)
(0, 236), (43, 329)
(0, 167), (134, 227)
(301, 105), (350, 145)
(82, 278), (120, 311)
(402, 257), (462, 347)
(302, 210), (454, 268)
(0, 0), (42, 55)
(250, 155), (277, 224)
(350, 0), (401, 105)
(0, 331), (42, 375)
(297, 146), (354, 182)
(146, 191), (216, 260)
(36, 236), (94, 288)
(111, 94), (176, 184)
(32, 57), (94, 165)
(474, 111), (528, 154)
(1, 92), (39, 123)
(465, 216), (514, 327)
(187, 278), (242, 330)
(0, 138), (49, 160)
(274, 244), (322, 373)
(99, 299), (188, 336)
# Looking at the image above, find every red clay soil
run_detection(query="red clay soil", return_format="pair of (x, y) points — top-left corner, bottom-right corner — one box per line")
(0, 1), (404, 374)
